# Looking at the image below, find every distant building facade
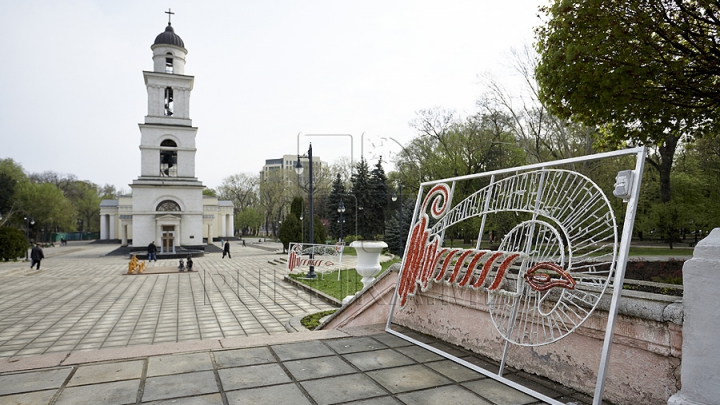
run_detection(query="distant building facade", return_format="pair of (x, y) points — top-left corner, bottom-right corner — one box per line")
(262, 154), (326, 183)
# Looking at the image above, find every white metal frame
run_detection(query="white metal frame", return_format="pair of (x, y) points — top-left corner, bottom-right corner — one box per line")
(386, 147), (646, 405)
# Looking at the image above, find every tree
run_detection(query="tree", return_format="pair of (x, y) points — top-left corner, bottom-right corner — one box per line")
(236, 207), (263, 236)
(290, 197), (303, 220)
(0, 158), (28, 226)
(0, 227), (26, 261)
(535, 0), (720, 202)
(326, 174), (346, 240)
(313, 214), (327, 244)
(385, 198), (414, 256)
(202, 188), (217, 197)
(278, 214), (301, 252)
(217, 173), (258, 211)
(351, 158), (373, 239)
(14, 182), (76, 240)
(74, 183), (101, 232)
(478, 46), (595, 165)
(258, 170), (290, 237)
(367, 157), (389, 238)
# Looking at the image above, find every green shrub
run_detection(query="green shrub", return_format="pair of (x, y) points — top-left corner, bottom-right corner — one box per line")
(0, 227), (27, 261)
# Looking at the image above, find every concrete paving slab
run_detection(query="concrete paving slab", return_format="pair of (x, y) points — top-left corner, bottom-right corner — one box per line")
(283, 355), (357, 381)
(370, 332), (415, 348)
(142, 370), (218, 402)
(143, 393), (224, 405)
(0, 389), (56, 405)
(54, 379), (140, 405)
(367, 364), (453, 394)
(395, 345), (445, 363)
(147, 352), (213, 376)
(324, 336), (388, 354)
(213, 346), (276, 368)
(225, 383), (313, 405)
(425, 360), (487, 383)
(0, 367), (73, 396)
(402, 385), (494, 404)
(218, 363), (292, 390)
(68, 359), (144, 386)
(462, 378), (537, 405)
(301, 373), (387, 405)
(271, 340), (335, 361)
(343, 348), (414, 371)
(346, 397), (403, 405)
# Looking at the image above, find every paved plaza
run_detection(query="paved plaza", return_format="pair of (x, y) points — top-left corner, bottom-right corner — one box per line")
(0, 241), (601, 404)
(0, 241), (335, 358)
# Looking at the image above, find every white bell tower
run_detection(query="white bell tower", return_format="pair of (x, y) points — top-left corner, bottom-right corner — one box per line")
(129, 10), (204, 251)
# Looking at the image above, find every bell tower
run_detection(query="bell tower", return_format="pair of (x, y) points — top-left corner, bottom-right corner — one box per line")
(130, 10), (205, 250)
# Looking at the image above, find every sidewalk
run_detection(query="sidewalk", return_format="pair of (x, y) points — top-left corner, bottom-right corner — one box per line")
(0, 242), (599, 404)
(0, 324), (597, 405)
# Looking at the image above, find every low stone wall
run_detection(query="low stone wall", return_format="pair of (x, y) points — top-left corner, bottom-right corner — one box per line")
(391, 282), (682, 405)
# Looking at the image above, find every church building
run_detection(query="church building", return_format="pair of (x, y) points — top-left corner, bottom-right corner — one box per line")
(99, 17), (234, 251)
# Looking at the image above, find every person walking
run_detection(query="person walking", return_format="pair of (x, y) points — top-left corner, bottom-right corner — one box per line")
(222, 241), (231, 259)
(30, 244), (44, 270)
(148, 241), (158, 262)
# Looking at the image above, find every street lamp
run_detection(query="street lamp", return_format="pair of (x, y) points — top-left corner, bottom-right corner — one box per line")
(337, 200), (346, 242)
(300, 212), (304, 243)
(392, 183), (403, 256)
(296, 143), (317, 278)
(24, 215), (35, 261)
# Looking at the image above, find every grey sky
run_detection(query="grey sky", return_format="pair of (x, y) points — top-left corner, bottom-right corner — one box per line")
(0, 0), (544, 191)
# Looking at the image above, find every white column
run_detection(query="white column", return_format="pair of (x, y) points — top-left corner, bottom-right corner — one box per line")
(108, 214), (116, 240)
(221, 214), (227, 238)
(228, 214), (235, 237)
(669, 228), (720, 405)
(100, 215), (107, 240)
(121, 224), (128, 246)
(207, 224), (213, 245)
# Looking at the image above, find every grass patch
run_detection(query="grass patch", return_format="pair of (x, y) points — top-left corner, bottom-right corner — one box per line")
(301, 310), (337, 330)
(628, 247), (693, 256)
(288, 257), (401, 300)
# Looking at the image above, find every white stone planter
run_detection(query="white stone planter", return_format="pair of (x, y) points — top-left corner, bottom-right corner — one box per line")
(350, 241), (388, 289)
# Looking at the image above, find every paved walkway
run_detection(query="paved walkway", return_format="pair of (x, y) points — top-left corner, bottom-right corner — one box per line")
(0, 242), (601, 404)
(0, 241), (336, 358)
(0, 324), (597, 405)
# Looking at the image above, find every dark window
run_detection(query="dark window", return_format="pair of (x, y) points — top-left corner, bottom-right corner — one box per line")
(164, 87), (174, 116)
(165, 53), (173, 73)
(157, 200), (181, 212)
(161, 139), (177, 147)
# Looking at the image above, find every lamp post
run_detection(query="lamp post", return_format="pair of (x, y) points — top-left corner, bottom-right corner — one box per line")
(300, 212), (304, 243)
(296, 143), (317, 278)
(24, 215), (34, 261)
(337, 200), (345, 242)
(392, 183), (403, 256)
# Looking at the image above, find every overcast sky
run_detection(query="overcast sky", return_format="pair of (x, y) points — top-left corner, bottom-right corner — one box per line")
(0, 0), (545, 191)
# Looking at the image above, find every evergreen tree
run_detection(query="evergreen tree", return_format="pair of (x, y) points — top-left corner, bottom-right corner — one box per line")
(278, 214), (301, 253)
(385, 198), (414, 256)
(367, 157), (389, 238)
(290, 197), (303, 220)
(351, 158), (372, 239)
(313, 214), (326, 244)
(326, 174), (346, 240)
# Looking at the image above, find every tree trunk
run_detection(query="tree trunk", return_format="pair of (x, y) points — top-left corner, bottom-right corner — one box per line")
(658, 134), (679, 203)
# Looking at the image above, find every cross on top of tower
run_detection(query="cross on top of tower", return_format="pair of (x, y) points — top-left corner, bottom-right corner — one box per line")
(165, 8), (174, 25)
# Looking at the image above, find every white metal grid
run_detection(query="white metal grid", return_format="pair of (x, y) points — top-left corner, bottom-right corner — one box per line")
(386, 147), (646, 405)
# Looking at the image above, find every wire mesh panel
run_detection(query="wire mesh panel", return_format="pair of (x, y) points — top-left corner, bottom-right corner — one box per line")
(387, 147), (646, 405)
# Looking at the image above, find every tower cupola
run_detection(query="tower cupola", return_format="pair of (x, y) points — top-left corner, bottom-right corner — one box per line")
(151, 11), (187, 75)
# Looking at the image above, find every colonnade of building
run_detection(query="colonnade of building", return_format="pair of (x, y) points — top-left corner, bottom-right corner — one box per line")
(99, 213), (235, 241)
